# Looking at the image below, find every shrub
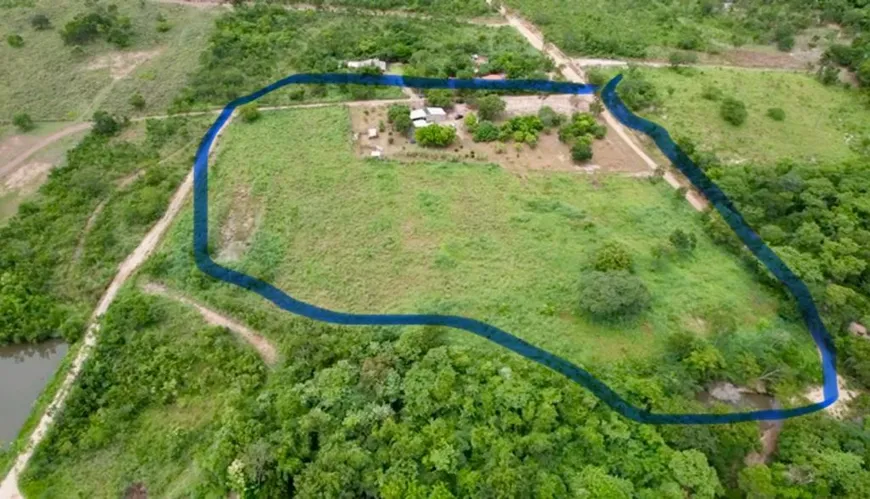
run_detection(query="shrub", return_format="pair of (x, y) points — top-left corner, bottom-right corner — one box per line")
(578, 270), (650, 320)
(415, 124), (456, 147)
(720, 97), (747, 126)
(129, 93), (146, 110)
(538, 106), (565, 128)
(592, 241), (634, 272)
(238, 103), (261, 123)
(669, 229), (697, 254)
(668, 51), (698, 68)
(816, 64), (840, 86)
(766, 108), (786, 121)
(13, 113), (35, 132)
(774, 25), (795, 52)
(92, 111), (121, 136)
(287, 87), (305, 101)
(156, 20), (172, 33)
(387, 104), (411, 132)
(476, 94), (506, 121)
(463, 112), (478, 132)
(617, 70), (659, 111)
(571, 137), (593, 162)
(425, 89), (453, 108)
(473, 121), (500, 142)
(700, 85), (723, 101)
(30, 14), (52, 31)
(7, 34), (24, 48)
(61, 7), (133, 48)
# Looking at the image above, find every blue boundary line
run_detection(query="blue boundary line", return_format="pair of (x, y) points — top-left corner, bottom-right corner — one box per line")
(191, 73), (837, 424)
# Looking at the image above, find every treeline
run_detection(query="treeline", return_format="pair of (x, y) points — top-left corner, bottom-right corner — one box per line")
(60, 3), (134, 48)
(172, 5), (552, 109)
(0, 115), (203, 345)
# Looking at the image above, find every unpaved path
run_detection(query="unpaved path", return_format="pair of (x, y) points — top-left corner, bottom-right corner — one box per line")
(486, 0), (707, 211)
(141, 282), (278, 365)
(0, 112), (236, 499)
(574, 57), (807, 73)
(0, 123), (93, 181)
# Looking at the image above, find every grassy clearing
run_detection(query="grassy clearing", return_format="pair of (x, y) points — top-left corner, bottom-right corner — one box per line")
(0, 0), (216, 120)
(611, 66), (870, 165)
(146, 106), (808, 373)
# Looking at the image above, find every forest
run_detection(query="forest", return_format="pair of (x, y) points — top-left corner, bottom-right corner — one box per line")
(172, 5), (552, 109)
(19, 287), (870, 497)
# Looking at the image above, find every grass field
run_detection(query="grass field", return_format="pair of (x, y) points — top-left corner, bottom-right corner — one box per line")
(613, 66), (870, 165)
(0, 0), (216, 120)
(146, 105), (807, 373)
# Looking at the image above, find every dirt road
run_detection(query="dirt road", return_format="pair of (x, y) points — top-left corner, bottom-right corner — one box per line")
(142, 282), (278, 365)
(0, 123), (92, 181)
(486, 0), (708, 211)
(0, 111), (236, 499)
(574, 57), (808, 73)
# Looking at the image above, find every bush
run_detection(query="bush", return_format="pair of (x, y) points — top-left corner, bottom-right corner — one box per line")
(766, 108), (785, 121)
(816, 64), (840, 86)
(7, 34), (24, 48)
(476, 94), (506, 121)
(592, 241), (633, 272)
(578, 270), (650, 320)
(425, 89), (453, 108)
(669, 229), (697, 254)
(538, 106), (565, 128)
(415, 124), (456, 147)
(463, 113), (478, 132)
(61, 7), (133, 48)
(13, 113), (35, 132)
(238, 103), (261, 123)
(473, 121), (500, 142)
(571, 137), (593, 162)
(617, 70), (659, 111)
(668, 51), (698, 68)
(31, 14), (52, 30)
(92, 111), (122, 136)
(387, 104), (411, 132)
(774, 26), (795, 52)
(720, 97), (747, 126)
(700, 85), (723, 101)
(129, 93), (146, 110)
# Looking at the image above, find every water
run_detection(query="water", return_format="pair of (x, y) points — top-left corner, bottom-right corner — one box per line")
(0, 340), (68, 446)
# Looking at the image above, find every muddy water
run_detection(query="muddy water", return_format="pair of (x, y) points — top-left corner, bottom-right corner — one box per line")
(0, 340), (68, 446)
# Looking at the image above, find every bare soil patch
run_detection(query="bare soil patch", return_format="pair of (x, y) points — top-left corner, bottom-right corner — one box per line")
(349, 101), (648, 176)
(217, 185), (261, 262)
(86, 50), (162, 80)
(0, 135), (41, 166)
(801, 374), (861, 419)
(3, 161), (52, 191)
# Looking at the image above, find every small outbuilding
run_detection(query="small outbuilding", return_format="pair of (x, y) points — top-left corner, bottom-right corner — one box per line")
(346, 58), (387, 71)
(410, 109), (428, 121)
(367, 128), (378, 139)
(426, 107), (447, 123)
(412, 119), (430, 129)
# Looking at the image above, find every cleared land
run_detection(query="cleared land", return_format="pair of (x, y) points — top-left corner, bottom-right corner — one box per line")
(615, 66), (870, 165)
(147, 106), (808, 371)
(0, 0), (217, 120)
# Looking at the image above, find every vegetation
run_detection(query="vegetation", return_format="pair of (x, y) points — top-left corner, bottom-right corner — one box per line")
(766, 107), (786, 121)
(415, 123), (456, 147)
(578, 270), (651, 320)
(475, 94), (507, 121)
(558, 112), (607, 162)
(145, 107), (818, 402)
(7, 34), (24, 48)
(387, 103), (412, 132)
(611, 66), (870, 165)
(274, 0), (491, 16)
(30, 13), (51, 31)
(12, 112), (35, 132)
(238, 103), (261, 123)
(0, 0), (217, 120)
(503, 0), (855, 58)
(128, 92), (146, 110)
(60, 3), (133, 48)
(0, 114), (209, 345)
(720, 97), (748, 126)
(173, 6), (551, 110)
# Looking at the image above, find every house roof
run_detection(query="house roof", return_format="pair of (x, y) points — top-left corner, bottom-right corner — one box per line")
(410, 109), (428, 120)
(412, 119), (430, 128)
(426, 107), (446, 116)
(481, 73), (506, 80)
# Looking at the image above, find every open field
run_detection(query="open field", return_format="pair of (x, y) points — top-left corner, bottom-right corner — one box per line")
(0, 0), (217, 120)
(146, 106), (809, 372)
(608, 66), (870, 165)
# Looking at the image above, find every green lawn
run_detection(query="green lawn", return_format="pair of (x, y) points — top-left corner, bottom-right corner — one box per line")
(0, 0), (216, 120)
(626, 67), (870, 165)
(146, 105), (803, 373)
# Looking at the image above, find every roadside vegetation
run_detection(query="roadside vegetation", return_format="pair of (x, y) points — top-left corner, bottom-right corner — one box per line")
(0, 114), (210, 345)
(171, 4), (552, 110)
(274, 0), (491, 16)
(0, 0), (216, 120)
(502, 0), (861, 59)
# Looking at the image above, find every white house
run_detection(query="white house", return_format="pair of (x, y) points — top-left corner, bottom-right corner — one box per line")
(346, 58), (387, 71)
(426, 107), (447, 123)
(409, 107), (447, 125)
(412, 119), (430, 129)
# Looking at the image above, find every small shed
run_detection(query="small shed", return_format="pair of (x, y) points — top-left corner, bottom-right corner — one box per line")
(346, 58), (387, 71)
(426, 107), (447, 123)
(412, 119), (430, 129)
(367, 128), (378, 139)
(410, 109), (428, 121)
(370, 150), (383, 159)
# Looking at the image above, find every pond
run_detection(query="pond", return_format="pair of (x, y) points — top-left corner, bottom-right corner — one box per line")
(0, 340), (68, 447)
